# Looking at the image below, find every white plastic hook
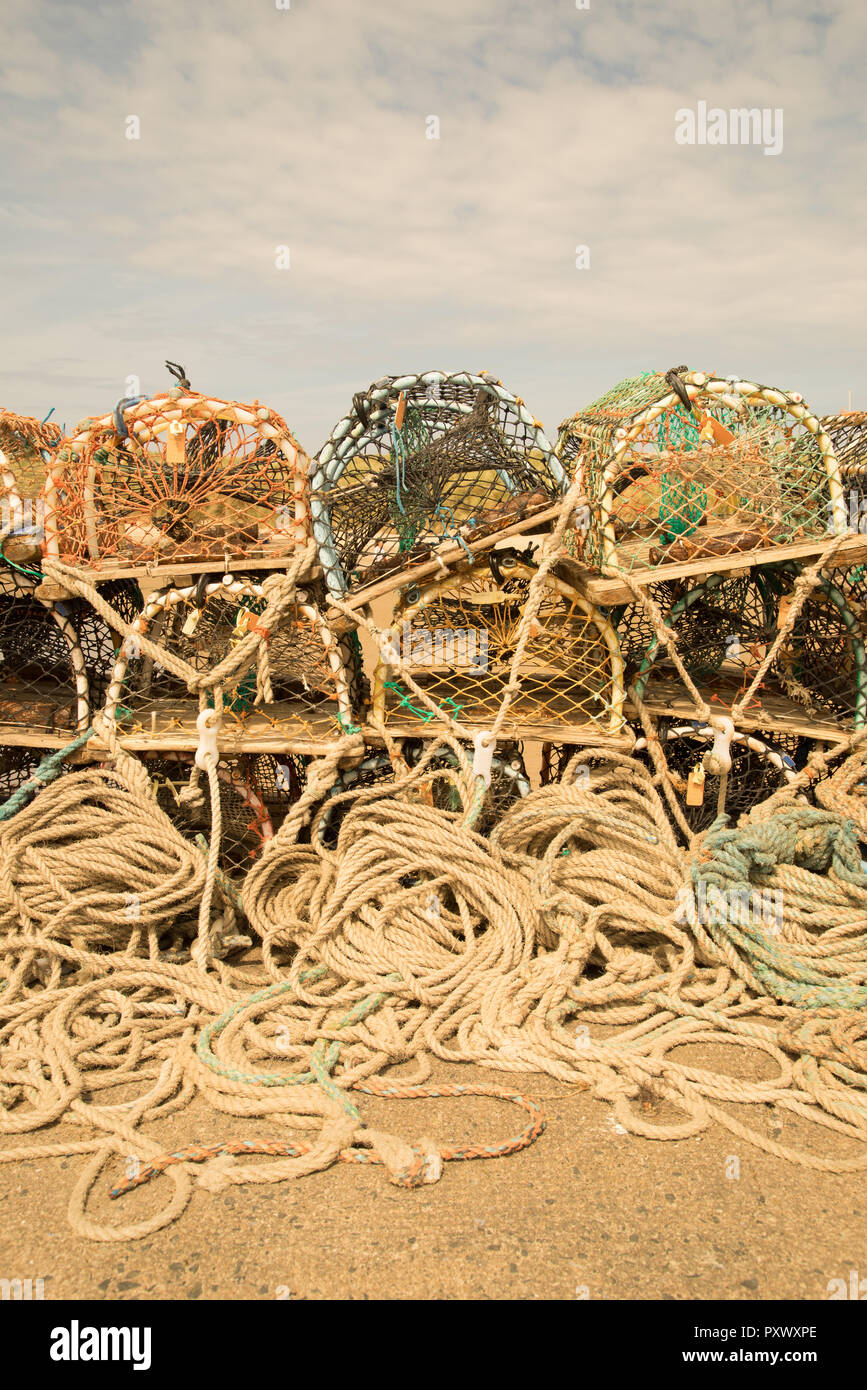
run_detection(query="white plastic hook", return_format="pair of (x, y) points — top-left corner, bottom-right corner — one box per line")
(472, 730), (496, 788)
(195, 707), (221, 772)
(702, 715), (735, 776)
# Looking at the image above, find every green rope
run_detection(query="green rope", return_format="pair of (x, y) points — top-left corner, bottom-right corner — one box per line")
(658, 472), (706, 543)
(196, 969), (403, 1120)
(382, 680), (463, 723)
(691, 807), (867, 1010)
(0, 728), (95, 822)
(389, 404), (431, 551)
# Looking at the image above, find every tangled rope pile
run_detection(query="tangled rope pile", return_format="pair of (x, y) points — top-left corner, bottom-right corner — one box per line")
(1, 472), (866, 1241)
(814, 747), (867, 845)
(2, 733), (867, 1241)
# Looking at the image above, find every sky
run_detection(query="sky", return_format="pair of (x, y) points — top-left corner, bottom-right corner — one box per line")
(1, 0), (865, 454)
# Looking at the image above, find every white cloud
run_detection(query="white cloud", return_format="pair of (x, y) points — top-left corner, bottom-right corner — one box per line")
(0, 0), (864, 451)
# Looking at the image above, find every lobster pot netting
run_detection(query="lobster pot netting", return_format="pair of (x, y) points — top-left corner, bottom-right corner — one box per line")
(311, 371), (565, 598)
(0, 573), (88, 735)
(821, 412), (867, 535)
(770, 566), (867, 732)
(0, 409), (60, 504)
(313, 741), (530, 848)
(102, 577), (365, 743)
(541, 720), (797, 838)
(139, 752), (306, 876)
(557, 371), (844, 575)
(0, 503), (144, 720)
(373, 554), (625, 737)
(0, 531), (146, 734)
(43, 392), (310, 573)
(625, 563), (866, 734)
(65, 580), (144, 711)
(628, 568), (781, 701)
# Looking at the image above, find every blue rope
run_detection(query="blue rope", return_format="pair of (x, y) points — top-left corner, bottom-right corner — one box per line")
(433, 500), (474, 562)
(112, 395), (147, 441)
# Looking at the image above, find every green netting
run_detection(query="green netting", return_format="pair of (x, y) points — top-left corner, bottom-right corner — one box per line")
(557, 372), (837, 575)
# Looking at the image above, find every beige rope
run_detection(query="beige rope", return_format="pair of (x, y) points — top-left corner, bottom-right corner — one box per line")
(1, 482), (866, 1244)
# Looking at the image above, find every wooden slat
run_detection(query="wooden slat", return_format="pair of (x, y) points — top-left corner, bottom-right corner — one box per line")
(0, 726), (84, 750)
(0, 724), (352, 758)
(578, 532), (867, 607)
(368, 719), (632, 746)
(629, 679), (853, 744)
(39, 553), (324, 588)
(325, 501), (568, 621)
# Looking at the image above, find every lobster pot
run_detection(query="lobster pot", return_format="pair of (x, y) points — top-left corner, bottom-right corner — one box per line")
(625, 562), (866, 736)
(311, 371), (565, 598)
(102, 576), (365, 745)
(314, 741), (530, 847)
(64, 579), (144, 711)
(372, 554), (625, 739)
(42, 391), (310, 574)
(628, 568), (781, 702)
(0, 567), (88, 736)
(821, 412), (867, 535)
(541, 721), (797, 838)
(557, 370), (845, 576)
(139, 751), (306, 876)
(770, 566), (867, 732)
(0, 438), (136, 734)
(0, 743), (75, 801)
(0, 408), (60, 506)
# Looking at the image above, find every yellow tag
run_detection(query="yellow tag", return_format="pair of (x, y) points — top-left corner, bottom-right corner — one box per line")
(166, 420), (186, 464)
(181, 608), (201, 637)
(234, 609), (251, 637)
(686, 763), (706, 807)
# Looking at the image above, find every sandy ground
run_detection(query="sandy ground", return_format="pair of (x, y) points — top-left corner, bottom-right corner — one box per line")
(1, 1052), (864, 1302)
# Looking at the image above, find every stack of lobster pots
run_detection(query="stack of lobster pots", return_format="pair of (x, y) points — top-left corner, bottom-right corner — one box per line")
(551, 371), (867, 833)
(0, 375), (357, 873)
(0, 364), (863, 877)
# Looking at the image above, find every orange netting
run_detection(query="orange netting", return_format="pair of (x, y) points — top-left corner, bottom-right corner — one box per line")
(372, 553), (625, 737)
(0, 409), (61, 502)
(43, 391), (310, 573)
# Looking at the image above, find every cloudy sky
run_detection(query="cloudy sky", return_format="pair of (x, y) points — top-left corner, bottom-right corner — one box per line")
(1, 0), (864, 453)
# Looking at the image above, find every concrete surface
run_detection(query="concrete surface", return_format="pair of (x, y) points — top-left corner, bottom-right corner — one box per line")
(1, 1055), (864, 1302)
